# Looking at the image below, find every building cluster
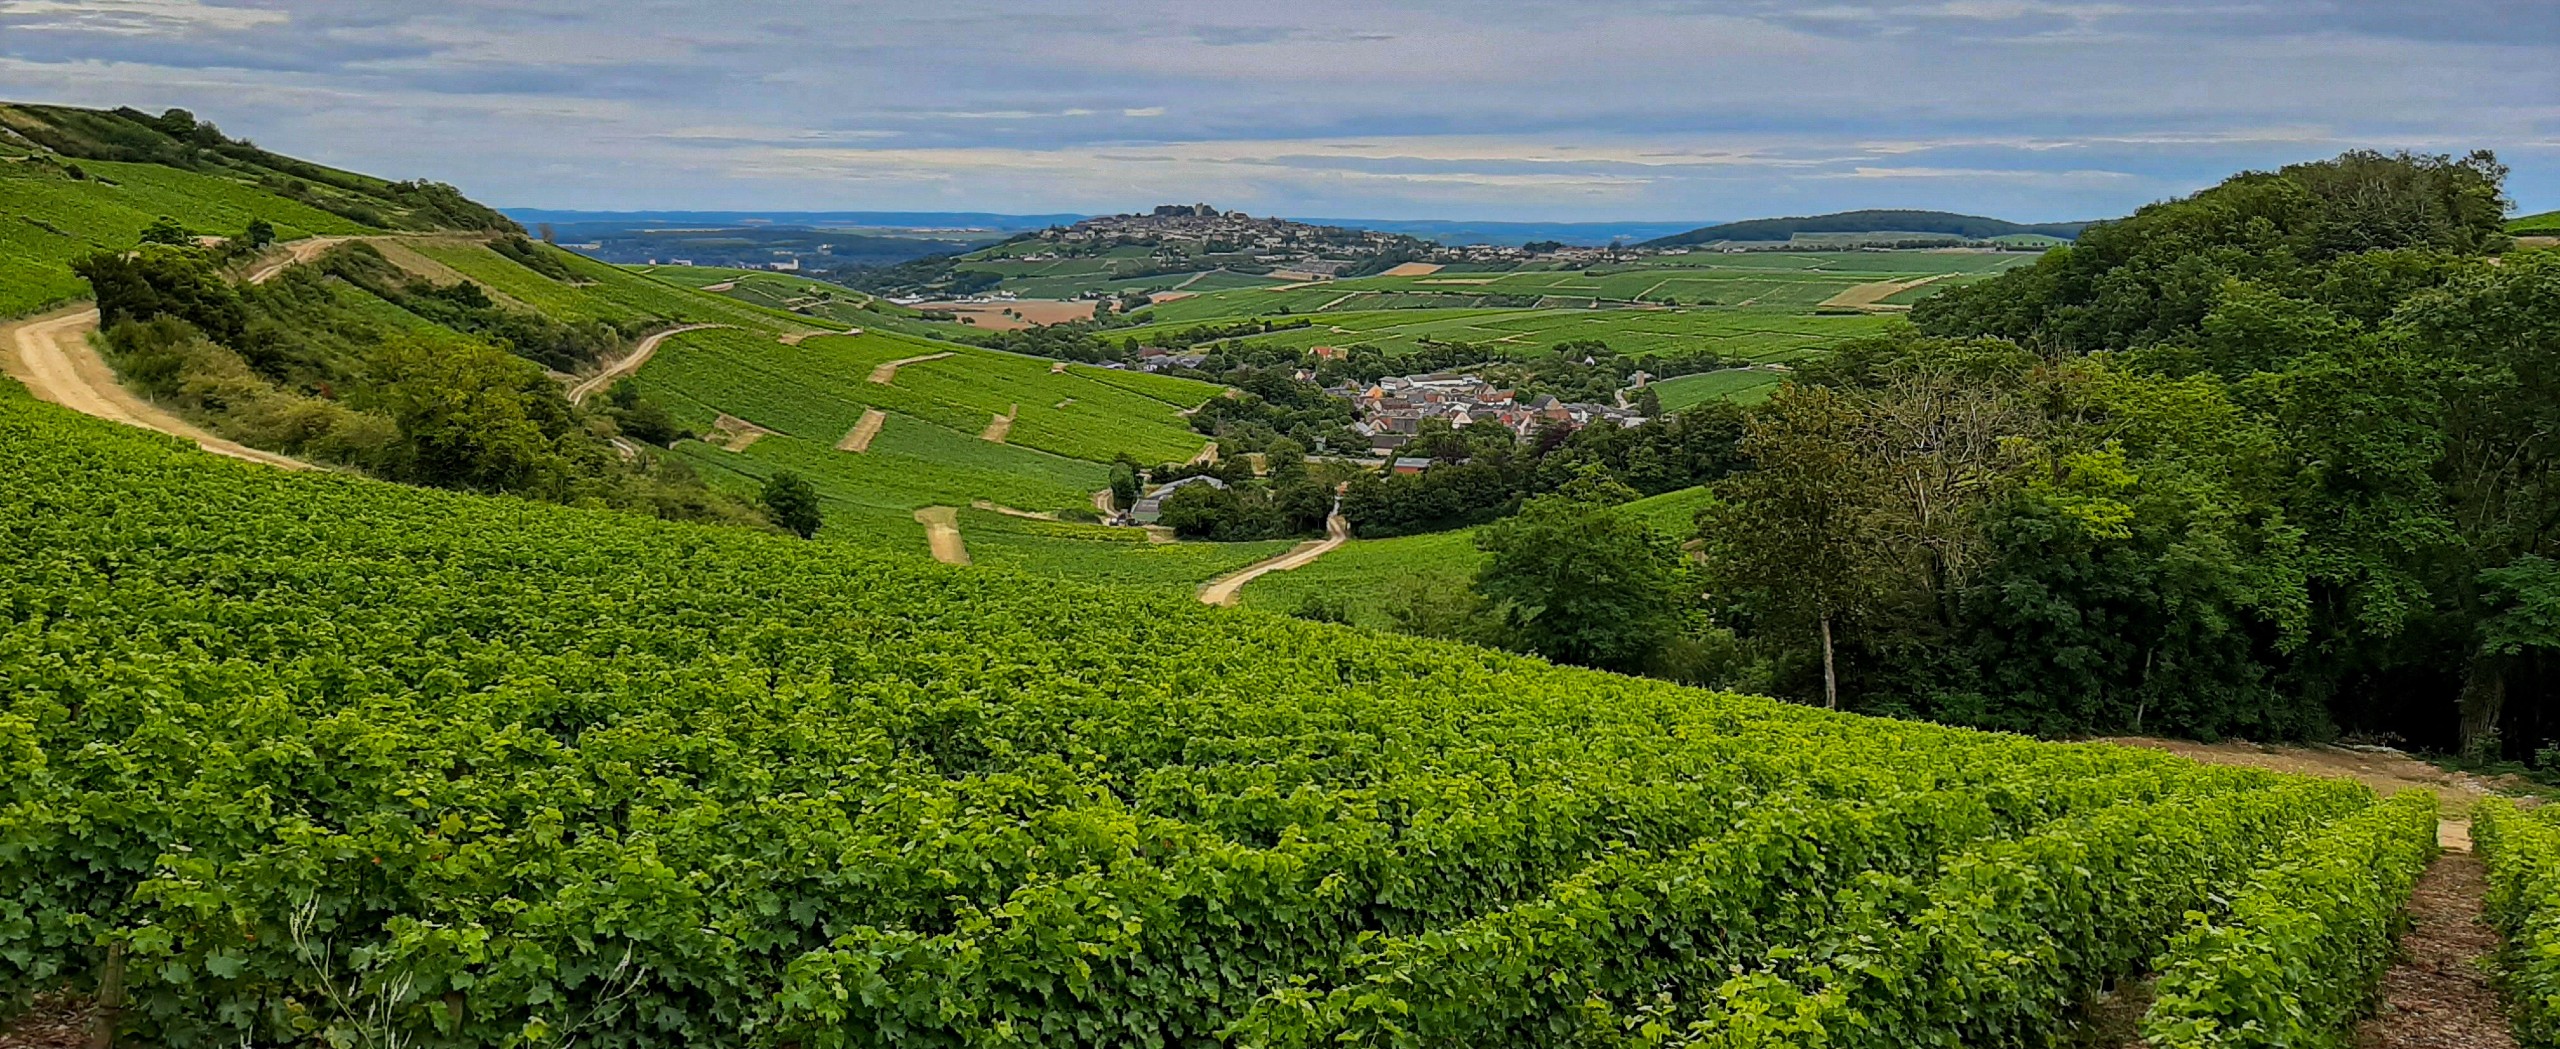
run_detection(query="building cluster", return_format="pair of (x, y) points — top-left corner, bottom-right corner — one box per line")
(1035, 205), (1428, 275)
(1331, 372), (1646, 456)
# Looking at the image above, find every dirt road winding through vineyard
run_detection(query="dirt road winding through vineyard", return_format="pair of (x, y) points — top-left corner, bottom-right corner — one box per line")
(569, 324), (727, 405)
(1197, 508), (1349, 606)
(1, 307), (312, 470)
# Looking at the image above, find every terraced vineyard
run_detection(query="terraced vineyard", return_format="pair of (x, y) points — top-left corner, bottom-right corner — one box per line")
(0, 385), (2443, 1048)
(631, 326), (1215, 464)
(0, 156), (377, 316)
(1114, 304), (1898, 360)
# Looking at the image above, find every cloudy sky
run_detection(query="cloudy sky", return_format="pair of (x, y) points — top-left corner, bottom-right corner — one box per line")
(2, 0), (2553, 222)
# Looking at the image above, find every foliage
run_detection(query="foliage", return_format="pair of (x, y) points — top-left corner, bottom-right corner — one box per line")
(1472, 473), (1693, 674)
(2476, 799), (2560, 1046)
(2139, 791), (2438, 1049)
(0, 385), (2382, 1048)
(760, 470), (823, 538)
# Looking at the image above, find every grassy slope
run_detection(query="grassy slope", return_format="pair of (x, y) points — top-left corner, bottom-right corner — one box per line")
(1240, 484), (1714, 625)
(1650, 369), (1785, 410)
(2512, 209), (2560, 234)
(0, 158), (378, 316)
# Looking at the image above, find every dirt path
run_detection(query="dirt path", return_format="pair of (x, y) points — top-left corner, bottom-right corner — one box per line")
(868, 351), (953, 385)
(837, 408), (887, 452)
(2353, 853), (2515, 1049)
(971, 499), (1057, 521)
(1, 307), (312, 471)
(243, 235), (355, 284)
(568, 324), (727, 405)
(914, 506), (969, 565)
(1197, 509), (1350, 606)
(1190, 441), (1219, 465)
(2094, 737), (2512, 850)
(699, 280), (738, 293)
(1093, 487), (1116, 516)
(1050, 361), (1070, 373)
(979, 404), (1017, 443)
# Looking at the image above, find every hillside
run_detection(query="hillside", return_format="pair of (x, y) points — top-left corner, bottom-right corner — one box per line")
(0, 101), (518, 317)
(1639, 208), (2090, 247)
(0, 381), (2429, 1047)
(2513, 208), (2560, 235)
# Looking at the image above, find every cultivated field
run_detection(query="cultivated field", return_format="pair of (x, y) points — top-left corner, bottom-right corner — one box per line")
(0, 387), (2444, 1048)
(0, 157), (375, 316)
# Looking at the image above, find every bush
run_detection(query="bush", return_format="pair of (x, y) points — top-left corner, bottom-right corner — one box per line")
(2477, 799), (2560, 1045)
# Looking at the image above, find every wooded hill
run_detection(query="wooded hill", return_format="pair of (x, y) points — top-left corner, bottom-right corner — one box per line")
(1640, 208), (2090, 247)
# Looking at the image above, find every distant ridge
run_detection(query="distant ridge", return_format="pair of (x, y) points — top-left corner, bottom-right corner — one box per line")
(1640, 209), (2090, 248)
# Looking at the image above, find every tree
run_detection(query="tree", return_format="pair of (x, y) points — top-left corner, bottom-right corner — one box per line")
(1702, 384), (1883, 708)
(1636, 386), (1664, 417)
(1473, 483), (1692, 674)
(1108, 461), (1141, 514)
(140, 216), (191, 246)
(73, 245), (250, 345)
(761, 471), (822, 539)
(242, 217), (277, 251)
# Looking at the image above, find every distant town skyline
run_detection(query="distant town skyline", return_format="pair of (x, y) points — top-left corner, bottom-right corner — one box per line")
(3, 0), (2553, 220)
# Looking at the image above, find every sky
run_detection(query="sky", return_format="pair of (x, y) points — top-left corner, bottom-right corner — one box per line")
(1, 0), (2554, 223)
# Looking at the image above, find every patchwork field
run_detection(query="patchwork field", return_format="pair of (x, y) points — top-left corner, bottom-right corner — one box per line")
(1117, 305), (1895, 361)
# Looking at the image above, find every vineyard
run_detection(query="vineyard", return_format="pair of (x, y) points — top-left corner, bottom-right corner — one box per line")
(0, 382), (2459, 1047)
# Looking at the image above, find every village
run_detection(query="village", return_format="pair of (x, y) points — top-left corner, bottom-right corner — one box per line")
(1331, 370), (1649, 458)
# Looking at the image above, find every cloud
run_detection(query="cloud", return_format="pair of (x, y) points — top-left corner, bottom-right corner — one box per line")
(0, 0), (2549, 219)
(0, 0), (285, 35)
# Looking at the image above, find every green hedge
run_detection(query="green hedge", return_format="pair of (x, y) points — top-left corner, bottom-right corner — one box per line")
(2478, 799), (2560, 1045)
(1647, 778), (2372, 1049)
(2140, 790), (2438, 1048)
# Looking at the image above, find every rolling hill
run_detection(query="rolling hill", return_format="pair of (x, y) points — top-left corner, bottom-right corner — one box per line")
(1640, 209), (2091, 247)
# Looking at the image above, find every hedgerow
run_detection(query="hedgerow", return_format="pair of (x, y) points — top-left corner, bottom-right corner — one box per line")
(1644, 778), (2370, 1049)
(0, 383), (2409, 1048)
(2140, 790), (2438, 1049)
(2478, 799), (2560, 1045)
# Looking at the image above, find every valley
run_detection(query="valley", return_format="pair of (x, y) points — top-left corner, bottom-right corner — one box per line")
(0, 93), (2553, 1049)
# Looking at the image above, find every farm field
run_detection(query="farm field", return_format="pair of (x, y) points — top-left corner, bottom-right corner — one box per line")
(0, 157), (377, 316)
(0, 384), (2446, 1048)
(404, 239), (824, 334)
(640, 264), (898, 326)
(629, 326), (1215, 464)
(1648, 367), (1788, 409)
(1117, 305), (1896, 360)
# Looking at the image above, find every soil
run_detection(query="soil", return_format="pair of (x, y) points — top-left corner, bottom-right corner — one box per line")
(2354, 853), (2516, 1049)
(970, 499), (1058, 522)
(243, 235), (354, 283)
(1190, 441), (1219, 465)
(913, 506), (969, 565)
(1197, 510), (1350, 606)
(867, 351), (954, 385)
(1380, 262), (1445, 277)
(568, 324), (727, 405)
(0, 993), (89, 1049)
(1050, 361), (1070, 373)
(708, 413), (773, 452)
(978, 405), (1016, 443)
(837, 408), (887, 453)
